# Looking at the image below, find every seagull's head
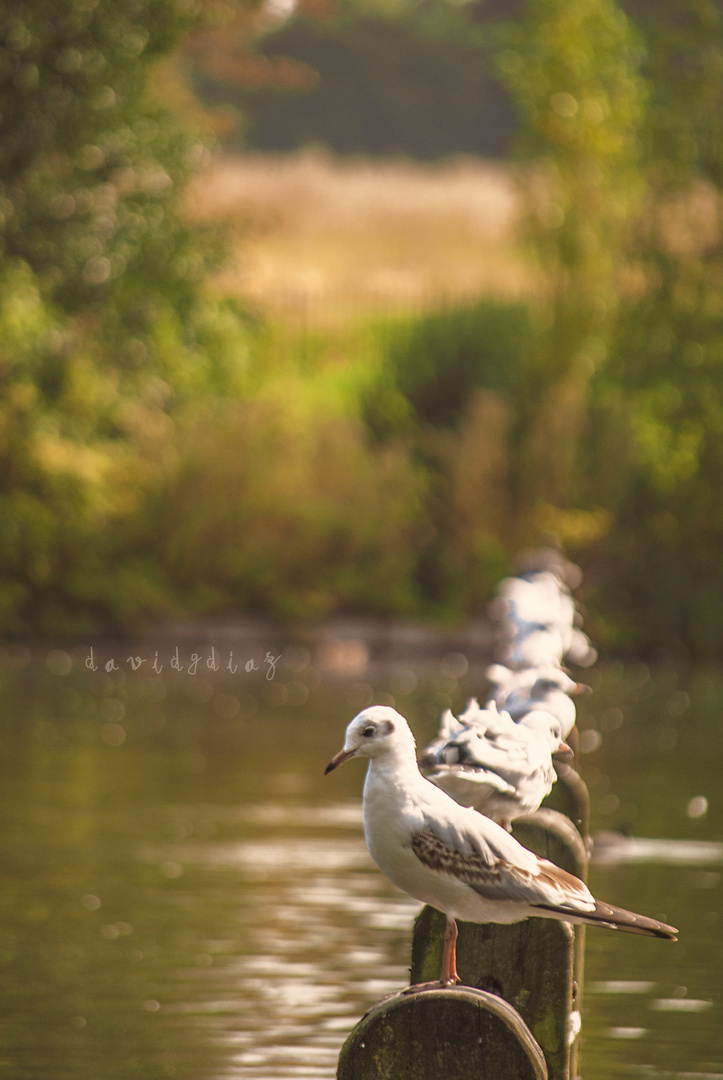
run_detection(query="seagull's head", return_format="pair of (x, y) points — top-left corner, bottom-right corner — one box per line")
(325, 706), (415, 773)
(520, 710), (573, 758)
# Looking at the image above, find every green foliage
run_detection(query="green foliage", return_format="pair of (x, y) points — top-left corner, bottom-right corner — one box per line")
(355, 299), (536, 613)
(0, 0), (253, 396)
(0, 0), (254, 635)
(474, 0), (723, 656)
(0, 257), (167, 634)
(581, 1), (723, 655)
(362, 297), (538, 436)
(495, 0), (647, 512)
(145, 387), (428, 621)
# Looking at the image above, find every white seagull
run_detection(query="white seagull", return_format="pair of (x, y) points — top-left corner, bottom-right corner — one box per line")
(491, 571), (598, 669)
(486, 663), (591, 737)
(418, 698), (513, 768)
(326, 706), (677, 986)
(420, 705), (572, 830)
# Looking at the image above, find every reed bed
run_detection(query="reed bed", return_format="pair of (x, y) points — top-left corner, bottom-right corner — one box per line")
(186, 150), (536, 325)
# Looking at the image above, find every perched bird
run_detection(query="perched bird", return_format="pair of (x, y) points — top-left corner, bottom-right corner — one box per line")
(486, 663), (591, 738)
(417, 698), (512, 769)
(420, 704), (572, 830)
(493, 571), (576, 634)
(491, 571), (598, 669)
(326, 706), (677, 987)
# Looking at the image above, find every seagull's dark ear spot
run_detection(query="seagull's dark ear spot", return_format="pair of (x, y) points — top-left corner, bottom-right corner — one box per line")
(379, 719), (395, 736)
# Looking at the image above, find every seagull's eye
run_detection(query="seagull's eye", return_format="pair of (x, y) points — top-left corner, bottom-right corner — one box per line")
(362, 725), (375, 738)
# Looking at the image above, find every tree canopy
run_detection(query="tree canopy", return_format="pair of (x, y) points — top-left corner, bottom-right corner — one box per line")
(0, 0), (251, 635)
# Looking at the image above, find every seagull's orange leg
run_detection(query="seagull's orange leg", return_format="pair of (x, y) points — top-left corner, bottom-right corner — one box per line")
(440, 916), (460, 986)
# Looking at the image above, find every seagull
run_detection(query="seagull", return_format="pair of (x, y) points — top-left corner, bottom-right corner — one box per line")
(497, 626), (569, 670)
(491, 571), (598, 669)
(494, 571), (576, 632)
(486, 664), (591, 737)
(325, 706), (677, 987)
(420, 705), (572, 830)
(418, 698), (513, 768)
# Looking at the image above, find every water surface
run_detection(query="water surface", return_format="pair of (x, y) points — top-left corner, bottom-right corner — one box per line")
(1, 638), (721, 1079)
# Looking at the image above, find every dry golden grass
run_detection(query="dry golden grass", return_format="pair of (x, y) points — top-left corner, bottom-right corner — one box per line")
(186, 150), (536, 325)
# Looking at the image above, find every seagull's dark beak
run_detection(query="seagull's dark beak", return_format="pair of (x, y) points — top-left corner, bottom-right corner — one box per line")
(571, 682), (592, 696)
(554, 740), (575, 761)
(325, 747), (357, 774)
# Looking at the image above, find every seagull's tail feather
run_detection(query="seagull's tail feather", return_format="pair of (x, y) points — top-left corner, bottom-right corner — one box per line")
(536, 900), (678, 940)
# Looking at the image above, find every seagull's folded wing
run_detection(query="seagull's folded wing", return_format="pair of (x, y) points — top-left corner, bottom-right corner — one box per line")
(429, 764), (516, 791)
(411, 821), (595, 912)
(427, 764), (516, 798)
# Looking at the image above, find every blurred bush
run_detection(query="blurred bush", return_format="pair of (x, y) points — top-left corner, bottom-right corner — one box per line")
(145, 386), (427, 620)
(358, 299), (536, 614)
(362, 297), (537, 436)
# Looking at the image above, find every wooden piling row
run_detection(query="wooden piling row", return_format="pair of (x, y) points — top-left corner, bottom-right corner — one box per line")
(336, 552), (593, 1078)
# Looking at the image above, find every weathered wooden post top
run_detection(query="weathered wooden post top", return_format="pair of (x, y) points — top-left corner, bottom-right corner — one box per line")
(338, 985), (548, 1080)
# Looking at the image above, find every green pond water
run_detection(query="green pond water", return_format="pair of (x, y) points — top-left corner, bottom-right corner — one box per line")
(0, 634), (721, 1079)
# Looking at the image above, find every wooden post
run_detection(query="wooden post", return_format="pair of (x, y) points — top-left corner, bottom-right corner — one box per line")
(544, 763), (591, 840)
(512, 806), (589, 877)
(337, 985), (547, 1080)
(410, 807), (588, 1080)
(513, 806), (589, 1080)
(410, 909), (576, 1080)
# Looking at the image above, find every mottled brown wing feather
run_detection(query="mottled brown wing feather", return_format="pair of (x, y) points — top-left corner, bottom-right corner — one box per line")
(410, 828), (678, 938)
(410, 827), (591, 907)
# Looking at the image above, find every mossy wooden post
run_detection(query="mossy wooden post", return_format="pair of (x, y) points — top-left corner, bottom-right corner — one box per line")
(337, 986), (547, 1080)
(513, 807), (589, 1080)
(538, 765), (590, 1079)
(410, 807), (588, 1080)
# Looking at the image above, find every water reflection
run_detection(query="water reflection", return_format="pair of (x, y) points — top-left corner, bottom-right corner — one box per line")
(592, 835), (723, 865)
(0, 643), (722, 1079)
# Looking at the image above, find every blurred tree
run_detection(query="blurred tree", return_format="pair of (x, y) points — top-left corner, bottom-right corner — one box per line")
(0, 0), (254, 635)
(496, 0), (646, 526)
(587, 0), (723, 654)
(193, 0), (520, 159)
(498, 0), (723, 657)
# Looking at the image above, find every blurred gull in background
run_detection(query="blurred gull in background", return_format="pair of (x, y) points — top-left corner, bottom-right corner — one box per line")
(419, 698), (572, 831)
(420, 547), (595, 825)
(485, 662), (590, 738)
